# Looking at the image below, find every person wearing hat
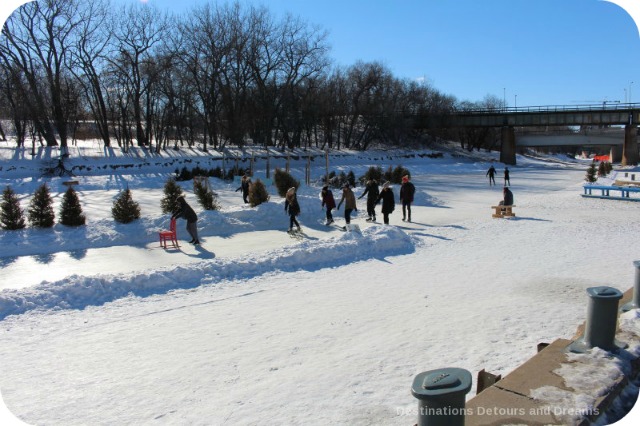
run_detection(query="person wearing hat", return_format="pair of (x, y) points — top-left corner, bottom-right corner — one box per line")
(358, 179), (380, 222)
(171, 195), (200, 244)
(284, 186), (301, 232)
(399, 174), (415, 222)
(336, 183), (357, 229)
(320, 185), (336, 225)
(376, 181), (395, 225)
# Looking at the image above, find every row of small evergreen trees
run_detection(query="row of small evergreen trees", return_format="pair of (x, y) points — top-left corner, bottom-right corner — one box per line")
(585, 160), (613, 183)
(1, 166), (408, 231)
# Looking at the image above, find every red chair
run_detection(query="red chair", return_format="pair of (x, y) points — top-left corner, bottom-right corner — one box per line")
(159, 218), (179, 248)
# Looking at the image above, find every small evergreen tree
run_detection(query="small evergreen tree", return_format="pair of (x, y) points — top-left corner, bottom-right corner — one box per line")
(59, 186), (86, 226)
(161, 178), (183, 214)
(112, 188), (141, 223)
(585, 161), (597, 183)
(597, 161), (607, 177)
(248, 179), (270, 207)
(274, 168), (299, 197)
(347, 170), (356, 187)
(28, 184), (55, 228)
(604, 161), (613, 175)
(360, 166), (383, 185)
(194, 179), (221, 210)
(0, 186), (26, 230)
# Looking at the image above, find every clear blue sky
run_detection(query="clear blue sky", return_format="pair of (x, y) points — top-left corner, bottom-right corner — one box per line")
(2, 0), (640, 108)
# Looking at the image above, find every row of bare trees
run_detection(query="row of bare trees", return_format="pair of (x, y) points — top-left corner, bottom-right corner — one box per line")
(0, 0), (500, 154)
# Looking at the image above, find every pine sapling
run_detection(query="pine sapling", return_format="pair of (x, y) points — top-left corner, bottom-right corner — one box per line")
(59, 186), (86, 226)
(112, 188), (141, 223)
(248, 179), (270, 207)
(28, 183), (55, 228)
(161, 178), (183, 214)
(1, 186), (26, 230)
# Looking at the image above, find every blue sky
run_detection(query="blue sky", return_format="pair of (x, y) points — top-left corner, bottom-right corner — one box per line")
(2, 0), (640, 108)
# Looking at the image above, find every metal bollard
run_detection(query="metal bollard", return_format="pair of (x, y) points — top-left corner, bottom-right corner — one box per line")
(621, 260), (640, 312)
(569, 286), (627, 353)
(411, 368), (472, 426)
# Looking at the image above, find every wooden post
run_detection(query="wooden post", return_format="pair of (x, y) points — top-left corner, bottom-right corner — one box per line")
(286, 155), (290, 173)
(306, 155), (311, 185)
(325, 148), (329, 184)
(266, 146), (270, 179)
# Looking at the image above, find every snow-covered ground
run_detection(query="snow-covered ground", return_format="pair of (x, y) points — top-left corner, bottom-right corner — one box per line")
(0, 141), (639, 425)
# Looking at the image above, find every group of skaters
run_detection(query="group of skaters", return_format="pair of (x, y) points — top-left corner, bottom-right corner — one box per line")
(170, 165), (518, 243)
(486, 165), (510, 186)
(316, 175), (416, 231)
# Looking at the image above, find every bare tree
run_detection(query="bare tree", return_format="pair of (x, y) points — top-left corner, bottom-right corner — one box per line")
(107, 2), (168, 148)
(0, 0), (86, 150)
(67, 0), (112, 147)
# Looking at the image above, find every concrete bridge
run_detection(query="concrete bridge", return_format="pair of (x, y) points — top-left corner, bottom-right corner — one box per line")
(415, 103), (640, 165)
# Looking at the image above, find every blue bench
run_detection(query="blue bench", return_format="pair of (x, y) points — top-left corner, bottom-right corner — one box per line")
(582, 185), (640, 201)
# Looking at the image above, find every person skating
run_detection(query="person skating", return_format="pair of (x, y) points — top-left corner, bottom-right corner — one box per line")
(236, 175), (251, 203)
(320, 185), (336, 225)
(284, 187), (301, 232)
(172, 195), (200, 244)
(486, 165), (496, 186)
(376, 181), (395, 225)
(399, 175), (415, 222)
(504, 167), (511, 186)
(336, 183), (357, 230)
(358, 179), (379, 222)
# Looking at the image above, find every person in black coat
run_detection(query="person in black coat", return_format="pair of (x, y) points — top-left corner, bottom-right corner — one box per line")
(376, 181), (395, 224)
(399, 175), (415, 222)
(172, 195), (199, 244)
(486, 165), (496, 186)
(358, 179), (380, 222)
(284, 187), (301, 232)
(498, 187), (514, 212)
(236, 175), (251, 203)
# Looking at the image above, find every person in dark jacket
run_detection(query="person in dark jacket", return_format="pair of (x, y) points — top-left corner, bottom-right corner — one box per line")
(358, 179), (380, 222)
(376, 181), (395, 225)
(499, 186), (514, 210)
(284, 187), (301, 232)
(172, 195), (199, 244)
(236, 175), (251, 203)
(399, 175), (415, 222)
(321, 185), (336, 225)
(486, 165), (496, 186)
(504, 167), (511, 186)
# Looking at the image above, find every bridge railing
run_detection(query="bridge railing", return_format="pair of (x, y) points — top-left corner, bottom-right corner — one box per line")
(455, 102), (640, 115)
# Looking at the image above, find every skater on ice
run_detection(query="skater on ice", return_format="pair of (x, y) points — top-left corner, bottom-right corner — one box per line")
(486, 165), (497, 186)
(336, 183), (357, 230)
(172, 195), (200, 245)
(284, 186), (302, 232)
(358, 179), (379, 222)
(399, 175), (415, 222)
(504, 167), (511, 186)
(320, 185), (336, 225)
(236, 175), (251, 203)
(376, 181), (395, 225)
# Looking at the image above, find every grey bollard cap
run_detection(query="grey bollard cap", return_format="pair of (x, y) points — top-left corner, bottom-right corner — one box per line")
(412, 368), (472, 400)
(586, 286), (623, 300)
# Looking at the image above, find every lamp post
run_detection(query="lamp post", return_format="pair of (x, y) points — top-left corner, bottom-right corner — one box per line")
(624, 88), (627, 104)
(630, 81), (634, 103)
(514, 94), (517, 109)
(503, 87), (506, 110)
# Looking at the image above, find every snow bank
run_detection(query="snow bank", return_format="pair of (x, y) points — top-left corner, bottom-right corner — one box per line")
(0, 225), (415, 320)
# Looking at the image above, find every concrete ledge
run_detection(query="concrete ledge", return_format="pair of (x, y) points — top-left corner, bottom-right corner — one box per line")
(465, 287), (639, 425)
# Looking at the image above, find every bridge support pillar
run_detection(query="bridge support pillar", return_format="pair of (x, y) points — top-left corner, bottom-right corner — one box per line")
(622, 125), (639, 166)
(500, 126), (516, 165)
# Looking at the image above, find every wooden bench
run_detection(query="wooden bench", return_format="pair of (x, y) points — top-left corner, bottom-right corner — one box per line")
(491, 205), (516, 218)
(62, 180), (79, 187)
(582, 185), (640, 201)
